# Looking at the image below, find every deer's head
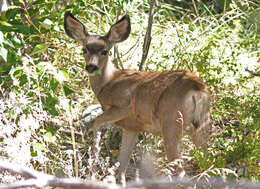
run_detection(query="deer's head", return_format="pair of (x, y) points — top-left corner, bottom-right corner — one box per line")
(64, 12), (131, 75)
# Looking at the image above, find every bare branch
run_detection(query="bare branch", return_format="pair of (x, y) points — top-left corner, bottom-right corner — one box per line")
(113, 9), (123, 69)
(1, 160), (260, 189)
(127, 177), (260, 189)
(0, 161), (122, 189)
(114, 47), (124, 69)
(0, 161), (51, 179)
(139, 0), (155, 71)
(245, 68), (260, 76)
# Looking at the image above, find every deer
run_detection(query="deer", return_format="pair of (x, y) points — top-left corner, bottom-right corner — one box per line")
(64, 12), (211, 176)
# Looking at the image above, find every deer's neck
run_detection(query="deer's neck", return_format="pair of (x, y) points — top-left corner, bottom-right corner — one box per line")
(89, 60), (118, 96)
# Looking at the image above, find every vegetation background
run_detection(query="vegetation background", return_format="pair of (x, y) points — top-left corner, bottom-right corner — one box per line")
(0, 0), (259, 186)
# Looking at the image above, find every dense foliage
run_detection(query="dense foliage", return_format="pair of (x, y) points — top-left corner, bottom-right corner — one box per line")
(0, 0), (259, 185)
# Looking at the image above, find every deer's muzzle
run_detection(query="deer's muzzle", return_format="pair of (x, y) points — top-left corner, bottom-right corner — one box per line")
(86, 64), (99, 73)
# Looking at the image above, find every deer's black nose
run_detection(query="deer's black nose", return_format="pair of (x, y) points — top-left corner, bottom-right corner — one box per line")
(86, 64), (99, 73)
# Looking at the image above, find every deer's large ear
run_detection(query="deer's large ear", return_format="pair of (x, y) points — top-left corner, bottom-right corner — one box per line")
(106, 15), (131, 44)
(64, 12), (89, 42)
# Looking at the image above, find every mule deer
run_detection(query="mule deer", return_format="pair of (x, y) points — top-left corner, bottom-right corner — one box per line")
(64, 12), (211, 176)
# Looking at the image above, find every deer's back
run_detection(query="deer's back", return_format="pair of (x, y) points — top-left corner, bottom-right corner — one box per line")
(97, 70), (208, 133)
(97, 70), (157, 107)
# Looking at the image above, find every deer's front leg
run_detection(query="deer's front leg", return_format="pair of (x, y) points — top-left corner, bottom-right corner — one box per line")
(92, 106), (130, 134)
(92, 106), (130, 155)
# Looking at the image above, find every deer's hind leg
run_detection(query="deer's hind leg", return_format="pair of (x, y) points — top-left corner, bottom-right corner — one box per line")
(161, 110), (184, 162)
(117, 128), (137, 177)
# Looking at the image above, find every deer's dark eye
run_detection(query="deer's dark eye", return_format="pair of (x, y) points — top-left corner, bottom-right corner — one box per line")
(83, 48), (88, 54)
(101, 50), (108, 56)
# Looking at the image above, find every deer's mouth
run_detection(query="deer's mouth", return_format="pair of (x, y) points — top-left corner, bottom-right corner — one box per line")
(86, 64), (99, 73)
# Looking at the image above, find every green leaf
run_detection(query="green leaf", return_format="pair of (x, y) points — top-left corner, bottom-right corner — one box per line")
(60, 69), (69, 80)
(44, 93), (59, 116)
(95, 69), (102, 75)
(43, 132), (55, 142)
(50, 78), (59, 93)
(15, 24), (33, 34)
(47, 106), (59, 116)
(13, 68), (23, 78)
(0, 46), (8, 62)
(0, 65), (11, 73)
(7, 5), (20, 10)
(63, 85), (74, 96)
(19, 0), (25, 4)
(46, 93), (57, 106)
(32, 0), (46, 5)
(0, 31), (3, 43)
(34, 142), (46, 152)
(42, 18), (53, 29)
(31, 150), (37, 157)
(0, 21), (15, 32)
(3, 38), (15, 48)
(0, 21), (12, 27)
(19, 74), (28, 86)
(7, 51), (17, 65)
(30, 44), (49, 56)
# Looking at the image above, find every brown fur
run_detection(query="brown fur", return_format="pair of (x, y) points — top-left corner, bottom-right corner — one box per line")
(64, 12), (211, 176)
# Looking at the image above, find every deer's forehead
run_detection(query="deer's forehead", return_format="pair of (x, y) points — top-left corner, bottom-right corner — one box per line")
(84, 36), (110, 51)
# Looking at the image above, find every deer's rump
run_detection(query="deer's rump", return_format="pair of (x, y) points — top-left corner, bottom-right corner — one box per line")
(131, 71), (205, 125)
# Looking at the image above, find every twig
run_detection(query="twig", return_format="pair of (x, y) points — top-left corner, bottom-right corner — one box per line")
(113, 9), (124, 69)
(0, 161), (122, 189)
(174, 29), (193, 71)
(192, 0), (199, 17)
(127, 176), (260, 189)
(245, 68), (260, 76)
(101, 0), (112, 23)
(20, 2), (60, 50)
(122, 37), (141, 56)
(115, 48), (124, 69)
(70, 119), (79, 177)
(21, 3), (47, 41)
(139, 0), (155, 71)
